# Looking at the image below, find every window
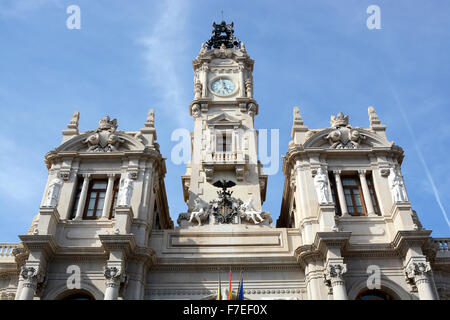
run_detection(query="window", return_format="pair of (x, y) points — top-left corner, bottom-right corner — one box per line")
(356, 289), (393, 300)
(216, 132), (231, 152)
(367, 173), (381, 215)
(70, 182), (83, 219)
(342, 175), (366, 216)
(109, 180), (119, 218)
(84, 180), (108, 219)
(329, 173), (341, 216)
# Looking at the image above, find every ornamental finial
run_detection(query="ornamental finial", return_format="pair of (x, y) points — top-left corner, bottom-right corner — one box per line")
(205, 21), (241, 50)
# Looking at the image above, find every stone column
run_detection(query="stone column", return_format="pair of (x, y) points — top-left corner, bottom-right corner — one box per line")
(358, 170), (376, 216)
(104, 266), (123, 300)
(74, 174), (91, 220)
(333, 171), (348, 216)
(18, 266), (42, 300)
(102, 174), (116, 219)
(324, 263), (348, 300)
(405, 262), (436, 300)
(238, 63), (245, 97)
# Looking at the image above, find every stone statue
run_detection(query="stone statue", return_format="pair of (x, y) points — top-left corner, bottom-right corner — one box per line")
(188, 198), (207, 226)
(43, 177), (63, 207)
(117, 174), (134, 207)
(325, 112), (365, 149)
(240, 198), (264, 224)
(388, 167), (407, 202)
(314, 168), (330, 204)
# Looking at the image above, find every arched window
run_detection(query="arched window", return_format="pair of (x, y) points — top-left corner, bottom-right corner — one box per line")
(356, 289), (393, 300)
(58, 290), (95, 300)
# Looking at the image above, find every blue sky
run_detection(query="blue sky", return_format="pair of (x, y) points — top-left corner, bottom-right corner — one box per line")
(0, 0), (449, 242)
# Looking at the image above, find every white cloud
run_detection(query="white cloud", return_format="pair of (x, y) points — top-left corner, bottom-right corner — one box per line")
(136, 0), (192, 127)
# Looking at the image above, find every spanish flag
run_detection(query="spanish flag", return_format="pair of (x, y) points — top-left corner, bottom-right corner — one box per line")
(228, 269), (233, 300)
(216, 274), (222, 300)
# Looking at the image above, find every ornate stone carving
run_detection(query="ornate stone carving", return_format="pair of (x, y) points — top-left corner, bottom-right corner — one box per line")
(43, 177), (63, 207)
(192, 103), (201, 118)
(20, 266), (43, 289)
(194, 81), (202, 100)
(325, 112), (366, 149)
(368, 106), (381, 126)
(313, 168), (331, 205)
(144, 109), (155, 128)
(247, 103), (256, 117)
(68, 111), (80, 129)
(205, 21), (240, 50)
(58, 170), (71, 181)
(241, 197), (264, 224)
(245, 79), (253, 98)
(324, 263), (347, 287)
(188, 198), (209, 226)
(104, 266), (123, 288)
(117, 174), (134, 207)
(405, 262), (431, 286)
(388, 166), (408, 202)
(83, 116), (124, 152)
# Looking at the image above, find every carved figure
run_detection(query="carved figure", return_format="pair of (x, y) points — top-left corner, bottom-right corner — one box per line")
(241, 198), (264, 224)
(43, 177), (63, 207)
(313, 168), (330, 204)
(188, 198), (207, 226)
(117, 174), (134, 206)
(388, 167), (408, 202)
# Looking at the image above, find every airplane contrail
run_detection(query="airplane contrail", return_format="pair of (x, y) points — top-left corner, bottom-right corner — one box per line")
(382, 66), (450, 230)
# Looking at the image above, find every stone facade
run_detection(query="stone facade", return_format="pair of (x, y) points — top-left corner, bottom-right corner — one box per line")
(0, 22), (449, 300)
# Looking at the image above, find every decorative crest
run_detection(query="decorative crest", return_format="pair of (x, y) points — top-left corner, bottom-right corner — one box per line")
(205, 21), (241, 50)
(98, 116), (118, 131)
(330, 112), (349, 128)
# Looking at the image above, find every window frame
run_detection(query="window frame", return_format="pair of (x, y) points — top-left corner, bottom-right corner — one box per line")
(341, 174), (367, 216)
(83, 179), (108, 220)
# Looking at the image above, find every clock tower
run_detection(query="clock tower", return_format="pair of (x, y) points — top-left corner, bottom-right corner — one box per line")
(179, 21), (269, 226)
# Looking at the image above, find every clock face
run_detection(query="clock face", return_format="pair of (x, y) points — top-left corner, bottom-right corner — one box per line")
(211, 78), (236, 96)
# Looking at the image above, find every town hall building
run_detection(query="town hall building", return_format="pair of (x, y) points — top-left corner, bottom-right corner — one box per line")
(0, 21), (449, 300)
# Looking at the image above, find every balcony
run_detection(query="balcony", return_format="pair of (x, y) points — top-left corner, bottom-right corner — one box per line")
(203, 151), (246, 182)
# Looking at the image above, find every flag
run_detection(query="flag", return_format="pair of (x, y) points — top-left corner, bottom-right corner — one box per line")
(228, 269), (233, 300)
(238, 272), (244, 300)
(216, 274), (222, 300)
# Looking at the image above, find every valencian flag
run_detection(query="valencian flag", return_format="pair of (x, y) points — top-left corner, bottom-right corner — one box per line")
(238, 271), (244, 300)
(216, 274), (222, 300)
(228, 269), (233, 300)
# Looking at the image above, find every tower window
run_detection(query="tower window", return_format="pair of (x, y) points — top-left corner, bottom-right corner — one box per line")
(329, 173), (341, 216)
(84, 180), (108, 219)
(216, 132), (231, 152)
(342, 175), (366, 216)
(367, 173), (381, 215)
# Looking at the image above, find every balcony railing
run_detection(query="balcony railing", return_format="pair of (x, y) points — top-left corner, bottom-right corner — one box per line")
(433, 238), (449, 252)
(212, 152), (238, 162)
(0, 243), (19, 260)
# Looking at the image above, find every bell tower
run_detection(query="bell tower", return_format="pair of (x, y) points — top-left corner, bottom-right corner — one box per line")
(179, 21), (269, 226)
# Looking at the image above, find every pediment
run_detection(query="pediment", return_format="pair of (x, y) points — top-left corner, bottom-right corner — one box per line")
(303, 127), (393, 149)
(207, 113), (242, 128)
(56, 131), (146, 153)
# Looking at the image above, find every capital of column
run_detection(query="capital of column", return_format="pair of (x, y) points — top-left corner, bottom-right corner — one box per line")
(358, 169), (367, 176)
(82, 173), (91, 179)
(107, 173), (116, 179)
(104, 266), (124, 287)
(324, 263), (347, 286)
(405, 261), (431, 284)
(333, 170), (342, 176)
(20, 266), (43, 289)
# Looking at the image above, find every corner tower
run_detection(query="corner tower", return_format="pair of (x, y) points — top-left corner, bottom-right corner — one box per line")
(178, 21), (269, 226)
